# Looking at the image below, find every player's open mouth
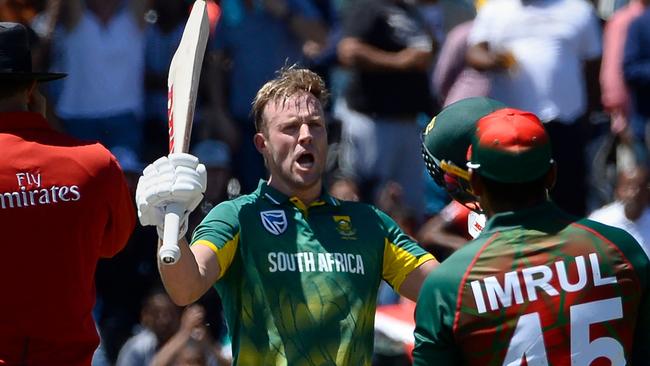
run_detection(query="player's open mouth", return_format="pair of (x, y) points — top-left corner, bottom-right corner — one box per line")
(296, 153), (315, 169)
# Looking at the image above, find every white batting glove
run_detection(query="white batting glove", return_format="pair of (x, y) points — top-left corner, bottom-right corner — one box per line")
(135, 153), (207, 239)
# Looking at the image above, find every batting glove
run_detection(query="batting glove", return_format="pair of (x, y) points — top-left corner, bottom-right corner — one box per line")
(135, 153), (207, 240)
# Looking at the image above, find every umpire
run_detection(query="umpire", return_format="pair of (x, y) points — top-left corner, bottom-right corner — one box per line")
(0, 23), (135, 365)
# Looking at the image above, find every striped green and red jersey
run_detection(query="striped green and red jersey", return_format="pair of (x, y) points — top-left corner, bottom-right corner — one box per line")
(192, 181), (434, 365)
(413, 202), (650, 365)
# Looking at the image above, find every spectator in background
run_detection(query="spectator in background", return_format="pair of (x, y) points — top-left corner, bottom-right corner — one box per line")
(205, 0), (327, 194)
(589, 165), (650, 259)
(188, 139), (234, 237)
(52, 0), (146, 154)
(601, 0), (648, 136)
(95, 146), (159, 364)
(116, 289), (182, 366)
(466, 0), (602, 217)
(623, 3), (650, 146)
(142, 0), (189, 161)
(150, 304), (219, 366)
(416, 200), (472, 261)
(375, 181), (419, 238)
(432, 20), (489, 107)
(0, 22), (135, 366)
(328, 175), (360, 202)
(335, 0), (435, 220)
(0, 0), (48, 68)
(437, 0), (477, 35)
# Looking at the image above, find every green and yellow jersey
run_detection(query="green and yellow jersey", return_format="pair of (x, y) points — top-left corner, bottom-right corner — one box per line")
(192, 181), (433, 365)
(413, 202), (650, 365)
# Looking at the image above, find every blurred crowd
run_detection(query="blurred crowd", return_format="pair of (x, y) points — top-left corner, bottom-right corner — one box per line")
(2, 0), (650, 364)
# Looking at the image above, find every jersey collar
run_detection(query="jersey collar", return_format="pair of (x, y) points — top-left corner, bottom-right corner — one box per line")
(257, 180), (340, 208)
(480, 201), (571, 235)
(0, 111), (51, 132)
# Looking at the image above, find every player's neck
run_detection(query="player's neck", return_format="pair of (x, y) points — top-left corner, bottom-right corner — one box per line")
(483, 195), (548, 216)
(267, 178), (322, 206)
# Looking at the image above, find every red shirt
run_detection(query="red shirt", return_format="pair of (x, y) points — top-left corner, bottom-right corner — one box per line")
(0, 112), (135, 366)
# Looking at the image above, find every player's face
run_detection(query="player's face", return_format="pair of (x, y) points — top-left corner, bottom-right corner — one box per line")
(256, 92), (328, 198)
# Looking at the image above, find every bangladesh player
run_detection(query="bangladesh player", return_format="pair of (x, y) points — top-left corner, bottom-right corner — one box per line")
(135, 67), (437, 365)
(414, 107), (650, 365)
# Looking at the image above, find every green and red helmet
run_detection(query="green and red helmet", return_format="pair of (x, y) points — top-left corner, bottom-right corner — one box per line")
(421, 97), (506, 208)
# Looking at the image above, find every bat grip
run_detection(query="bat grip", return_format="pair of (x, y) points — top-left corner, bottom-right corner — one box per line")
(160, 202), (184, 265)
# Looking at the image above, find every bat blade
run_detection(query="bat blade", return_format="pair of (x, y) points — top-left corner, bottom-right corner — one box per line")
(161, 0), (210, 265)
(167, 0), (210, 154)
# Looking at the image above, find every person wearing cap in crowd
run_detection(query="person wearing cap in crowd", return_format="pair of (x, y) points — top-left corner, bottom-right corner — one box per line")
(413, 108), (650, 364)
(0, 22), (135, 366)
(191, 139), (233, 210)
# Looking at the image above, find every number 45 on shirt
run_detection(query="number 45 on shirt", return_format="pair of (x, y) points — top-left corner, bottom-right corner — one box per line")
(505, 297), (624, 365)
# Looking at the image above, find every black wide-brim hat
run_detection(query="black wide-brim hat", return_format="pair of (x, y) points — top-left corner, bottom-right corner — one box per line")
(0, 22), (66, 82)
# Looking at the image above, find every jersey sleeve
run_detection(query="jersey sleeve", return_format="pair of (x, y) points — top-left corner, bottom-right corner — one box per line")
(191, 200), (241, 280)
(374, 208), (434, 292)
(99, 152), (136, 258)
(412, 260), (462, 365)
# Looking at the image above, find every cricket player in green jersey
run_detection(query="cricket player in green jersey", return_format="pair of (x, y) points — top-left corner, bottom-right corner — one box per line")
(135, 67), (437, 365)
(414, 107), (650, 365)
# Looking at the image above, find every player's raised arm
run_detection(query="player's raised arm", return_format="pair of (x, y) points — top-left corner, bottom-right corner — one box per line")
(135, 153), (219, 305)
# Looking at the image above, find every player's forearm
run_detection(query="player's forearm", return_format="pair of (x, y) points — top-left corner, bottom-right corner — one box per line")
(338, 38), (432, 72)
(158, 238), (211, 306)
(150, 329), (192, 366)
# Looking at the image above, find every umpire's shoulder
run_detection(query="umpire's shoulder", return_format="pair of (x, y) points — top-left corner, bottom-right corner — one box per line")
(77, 141), (125, 177)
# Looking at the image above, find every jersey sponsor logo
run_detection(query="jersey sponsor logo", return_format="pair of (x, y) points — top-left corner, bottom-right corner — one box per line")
(260, 210), (288, 235)
(1, 172), (81, 210)
(469, 252), (616, 314)
(333, 215), (357, 239)
(268, 251), (365, 274)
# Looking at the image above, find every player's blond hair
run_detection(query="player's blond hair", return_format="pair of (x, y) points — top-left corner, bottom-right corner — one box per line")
(252, 66), (329, 133)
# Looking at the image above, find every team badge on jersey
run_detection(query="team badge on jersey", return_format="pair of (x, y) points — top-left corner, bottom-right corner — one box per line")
(333, 215), (357, 239)
(261, 210), (288, 235)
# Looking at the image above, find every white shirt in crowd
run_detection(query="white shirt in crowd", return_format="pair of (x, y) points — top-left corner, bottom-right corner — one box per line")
(589, 201), (650, 260)
(468, 0), (602, 122)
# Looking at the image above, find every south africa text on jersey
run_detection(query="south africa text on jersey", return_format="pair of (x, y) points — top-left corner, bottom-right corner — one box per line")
(268, 251), (366, 274)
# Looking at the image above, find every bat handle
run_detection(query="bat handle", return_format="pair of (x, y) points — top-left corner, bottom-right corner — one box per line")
(160, 202), (184, 265)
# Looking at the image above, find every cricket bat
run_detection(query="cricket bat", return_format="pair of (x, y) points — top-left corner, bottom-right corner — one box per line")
(160, 0), (210, 265)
